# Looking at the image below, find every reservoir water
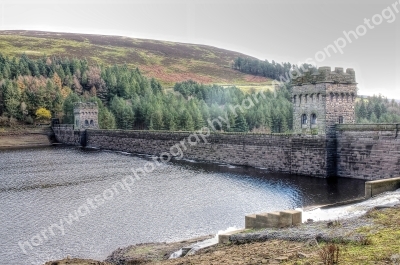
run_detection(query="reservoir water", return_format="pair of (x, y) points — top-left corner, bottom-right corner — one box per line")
(0, 146), (365, 265)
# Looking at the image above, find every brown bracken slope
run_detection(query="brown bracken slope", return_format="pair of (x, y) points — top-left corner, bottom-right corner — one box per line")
(0, 30), (271, 86)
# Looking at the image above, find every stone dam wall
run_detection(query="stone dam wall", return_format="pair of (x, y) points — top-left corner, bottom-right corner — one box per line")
(54, 128), (328, 177)
(336, 124), (400, 180)
(86, 130), (328, 177)
(53, 124), (400, 180)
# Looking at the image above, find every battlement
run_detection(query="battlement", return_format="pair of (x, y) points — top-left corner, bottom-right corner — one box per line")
(73, 102), (98, 114)
(291, 66), (356, 86)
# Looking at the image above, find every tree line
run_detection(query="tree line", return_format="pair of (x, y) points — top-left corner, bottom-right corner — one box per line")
(0, 53), (294, 133)
(355, 95), (400, 123)
(1, 53), (398, 133)
(232, 57), (313, 81)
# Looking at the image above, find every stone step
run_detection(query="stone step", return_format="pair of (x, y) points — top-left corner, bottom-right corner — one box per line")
(245, 209), (302, 229)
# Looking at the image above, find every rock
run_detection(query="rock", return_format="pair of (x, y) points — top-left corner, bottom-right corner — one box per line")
(304, 238), (318, 247)
(275, 256), (289, 262)
(297, 252), (309, 258)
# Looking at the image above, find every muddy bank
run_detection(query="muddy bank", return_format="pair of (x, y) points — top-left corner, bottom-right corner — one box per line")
(0, 127), (53, 149)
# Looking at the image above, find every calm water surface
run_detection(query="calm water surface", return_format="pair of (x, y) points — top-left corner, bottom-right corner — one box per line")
(0, 146), (365, 265)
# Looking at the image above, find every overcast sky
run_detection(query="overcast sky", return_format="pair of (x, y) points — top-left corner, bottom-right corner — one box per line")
(1, 0), (399, 98)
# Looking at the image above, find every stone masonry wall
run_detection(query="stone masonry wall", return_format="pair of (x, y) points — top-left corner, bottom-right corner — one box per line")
(336, 124), (400, 180)
(49, 129), (328, 177)
(53, 125), (85, 146)
(53, 125), (400, 180)
(292, 83), (327, 135)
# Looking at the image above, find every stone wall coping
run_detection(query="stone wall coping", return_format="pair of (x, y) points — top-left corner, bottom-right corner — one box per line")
(86, 128), (294, 137)
(336, 124), (400, 131)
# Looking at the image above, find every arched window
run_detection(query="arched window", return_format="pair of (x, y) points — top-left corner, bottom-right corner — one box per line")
(293, 95), (297, 104)
(338, 116), (344, 124)
(311, 114), (317, 124)
(301, 114), (308, 125)
(85, 120), (89, 125)
(90, 120), (94, 125)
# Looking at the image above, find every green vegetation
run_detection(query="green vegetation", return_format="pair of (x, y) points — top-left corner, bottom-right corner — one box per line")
(232, 56), (313, 81)
(0, 53), (293, 132)
(355, 95), (400, 123)
(1, 31), (399, 133)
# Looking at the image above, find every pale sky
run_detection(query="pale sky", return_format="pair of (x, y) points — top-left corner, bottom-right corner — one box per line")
(0, 0), (399, 98)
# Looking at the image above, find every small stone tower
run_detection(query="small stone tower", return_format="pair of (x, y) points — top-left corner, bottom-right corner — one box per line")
(291, 66), (357, 135)
(73, 102), (99, 130)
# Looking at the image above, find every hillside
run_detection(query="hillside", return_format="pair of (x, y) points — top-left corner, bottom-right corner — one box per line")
(0, 30), (271, 87)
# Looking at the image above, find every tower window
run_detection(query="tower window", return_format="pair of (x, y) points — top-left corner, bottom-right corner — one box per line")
(338, 116), (344, 124)
(301, 114), (308, 125)
(90, 120), (94, 125)
(311, 114), (317, 124)
(85, 120), (89, 125)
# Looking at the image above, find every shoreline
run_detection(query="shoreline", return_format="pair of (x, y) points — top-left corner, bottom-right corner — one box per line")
(43, 189), (400, 265)
(0, 127), (53, 150)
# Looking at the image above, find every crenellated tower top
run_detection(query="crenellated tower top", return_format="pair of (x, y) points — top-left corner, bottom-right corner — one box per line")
(291, 66), (356, 86)
(291, 66), (357, 136)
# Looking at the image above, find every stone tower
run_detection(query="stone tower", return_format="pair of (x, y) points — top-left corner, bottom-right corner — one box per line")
(291, 66), (357, 135)
(291, 66), (357, 177)
(73, 102), (99, 130)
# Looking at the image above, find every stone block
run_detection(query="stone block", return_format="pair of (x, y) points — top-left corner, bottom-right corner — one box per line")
(279, 211), (293, 227)
(280, 210), (302, 226)
(245, 214), (257, 229)
(266, 211), (281, 228)
(255, 213), (269, 228)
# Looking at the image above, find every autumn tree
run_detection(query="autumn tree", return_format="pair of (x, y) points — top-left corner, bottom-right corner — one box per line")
(35, 107), (51, 122)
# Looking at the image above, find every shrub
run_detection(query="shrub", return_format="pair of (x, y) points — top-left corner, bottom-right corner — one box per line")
(35, 107), (51, 122)
(319, 243), (340, 265)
